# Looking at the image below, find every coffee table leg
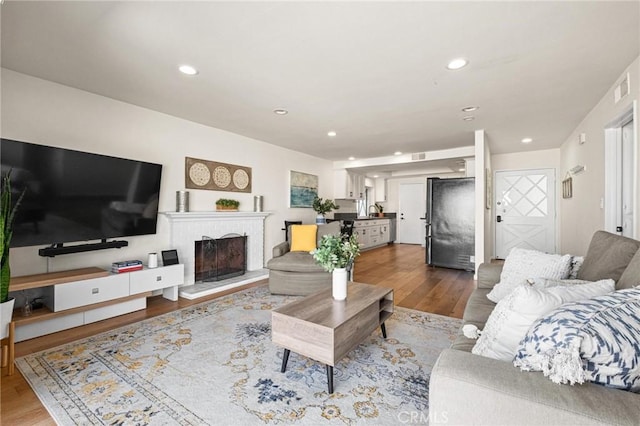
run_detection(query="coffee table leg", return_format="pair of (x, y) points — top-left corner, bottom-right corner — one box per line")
(381, 322), (387, 339)
(326, 365), (334, 394)
(280, 349), (290, 373)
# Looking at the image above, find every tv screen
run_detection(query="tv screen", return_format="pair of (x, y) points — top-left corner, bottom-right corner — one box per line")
(1, 138), (163, 248)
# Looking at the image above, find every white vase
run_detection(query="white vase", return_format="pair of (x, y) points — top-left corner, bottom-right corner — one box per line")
(332, 268), (348, 300)
(0, 298), (15, 340)
(316, 214), (327, 225)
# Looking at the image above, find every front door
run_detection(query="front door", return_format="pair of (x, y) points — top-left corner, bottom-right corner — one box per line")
(397, 183), (425, 244)
(494, 169), (556, 259)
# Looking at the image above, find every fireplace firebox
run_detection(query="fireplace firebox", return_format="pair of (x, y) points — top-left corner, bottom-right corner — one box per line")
(194, 234), (247, 282)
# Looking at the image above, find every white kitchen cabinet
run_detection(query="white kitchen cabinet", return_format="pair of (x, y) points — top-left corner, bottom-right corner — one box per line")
(334, 170), (365, 199)
(353, 219), (391, 249)
(374, 178), (387, 202)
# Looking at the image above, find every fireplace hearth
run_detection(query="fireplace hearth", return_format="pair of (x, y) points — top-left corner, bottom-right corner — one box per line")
(194, 234), (247, 282)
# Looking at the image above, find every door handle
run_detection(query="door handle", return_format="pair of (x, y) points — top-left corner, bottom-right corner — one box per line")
(496, 215), (502, 223)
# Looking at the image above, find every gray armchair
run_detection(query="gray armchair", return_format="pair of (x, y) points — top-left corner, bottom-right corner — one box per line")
(267, 222), (341, 295)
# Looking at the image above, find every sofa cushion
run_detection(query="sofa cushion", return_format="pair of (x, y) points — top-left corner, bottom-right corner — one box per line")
(577, 230), (640, 283)
(317, 221), (341, 244)
(472, 280), (615, 362)
(487, 248), (572, 303)
(617, 248), (640, 289)
(514, 287), (640, 391)
(266, 251), (326, 273)
(462, 288), (495, 325)
(290, 224), (318, 252)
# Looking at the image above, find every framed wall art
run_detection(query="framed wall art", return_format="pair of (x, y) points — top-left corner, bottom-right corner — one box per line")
(289, 170), (318, 208)
(185, 157), (252, 193)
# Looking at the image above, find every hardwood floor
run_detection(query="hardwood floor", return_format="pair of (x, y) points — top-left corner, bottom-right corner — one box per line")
(0, 243), (474, 425)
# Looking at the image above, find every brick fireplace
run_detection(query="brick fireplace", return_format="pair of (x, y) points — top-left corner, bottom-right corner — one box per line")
(162, 211), (270, 298)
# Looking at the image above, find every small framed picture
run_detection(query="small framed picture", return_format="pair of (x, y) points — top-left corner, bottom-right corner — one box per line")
(161, 249), (179, 266)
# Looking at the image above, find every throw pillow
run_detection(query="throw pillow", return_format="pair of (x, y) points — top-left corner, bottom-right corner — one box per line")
(577, 230), (640, 283)
(472, 279), (615, 362)
(290, 225), (318, 252)
(568, 256), (584, 279)
(617, 248), (640, 289)
(514, 288), (640, 391)
(487, 248), (572, 302)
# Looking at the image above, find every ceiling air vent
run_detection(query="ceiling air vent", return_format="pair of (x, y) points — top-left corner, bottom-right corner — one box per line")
(411, 152), (427, 161)
(614, 73), (630, 104)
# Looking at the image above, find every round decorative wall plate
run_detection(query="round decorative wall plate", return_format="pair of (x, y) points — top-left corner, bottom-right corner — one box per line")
(213, 166), (232, 188)
(233, 169), (250, 190)
(188, 162), (211, 186)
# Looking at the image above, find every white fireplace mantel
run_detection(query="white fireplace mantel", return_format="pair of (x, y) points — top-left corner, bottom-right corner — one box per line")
(161, 211), (270, 288)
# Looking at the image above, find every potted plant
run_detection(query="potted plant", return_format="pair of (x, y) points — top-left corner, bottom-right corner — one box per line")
(1, 171), (25, 339)
(312, 234), (360, 300)
(373, 203), (384, 217)
(215, 198), (240, 211)
(312, 196), (339, 224)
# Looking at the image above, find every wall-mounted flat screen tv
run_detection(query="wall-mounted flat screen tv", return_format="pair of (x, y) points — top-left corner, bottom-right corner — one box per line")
(1, 138), (163, 248)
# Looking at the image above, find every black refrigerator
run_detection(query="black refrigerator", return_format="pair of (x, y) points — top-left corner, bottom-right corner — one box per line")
(426, 177), (475, 271)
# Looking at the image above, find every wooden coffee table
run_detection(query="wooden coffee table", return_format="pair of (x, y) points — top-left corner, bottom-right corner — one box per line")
(271, 282), (394, 393)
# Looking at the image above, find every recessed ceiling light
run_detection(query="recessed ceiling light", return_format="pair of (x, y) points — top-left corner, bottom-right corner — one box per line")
(348, 156), (355, 161)
(273, 109), (288, 115)
(461, 106), (479, 112)
(446, 58), (468, 70)
(373, 175), (379, 178)
(394, 151), (402, 156)
(522, 137), (533, 144)
(327, 131), (337, 137)
(462, 116), (475, 121)
(458, 168), (465, 172)
(178, 65), (198, 75)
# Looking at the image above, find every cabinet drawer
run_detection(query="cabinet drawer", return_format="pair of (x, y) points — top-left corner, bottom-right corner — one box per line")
(53, 274), (129, 312)
(130, 264), (184, 294)
(369, 226), (380, 236)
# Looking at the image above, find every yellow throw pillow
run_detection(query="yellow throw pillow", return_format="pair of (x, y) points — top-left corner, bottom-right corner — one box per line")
(290, 224), (318, 252)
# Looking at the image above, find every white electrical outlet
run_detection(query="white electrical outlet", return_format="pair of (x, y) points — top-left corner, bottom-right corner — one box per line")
(470, 255), (475, 263)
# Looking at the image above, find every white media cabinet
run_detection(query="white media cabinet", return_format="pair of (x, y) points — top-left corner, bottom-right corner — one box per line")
(10, 264), (184, 342)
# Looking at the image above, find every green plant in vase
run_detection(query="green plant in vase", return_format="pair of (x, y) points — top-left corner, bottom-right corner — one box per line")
(312, 234), (360, 273)
(312, 196), (339, 224)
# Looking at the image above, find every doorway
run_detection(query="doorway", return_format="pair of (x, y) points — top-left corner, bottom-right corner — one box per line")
(397, 183), (425, 244)
(494, 168), (556, 258)
(605, 102), (637, 238)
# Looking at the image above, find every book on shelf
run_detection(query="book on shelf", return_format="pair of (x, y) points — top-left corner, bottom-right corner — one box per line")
(111, 260), (144, 273)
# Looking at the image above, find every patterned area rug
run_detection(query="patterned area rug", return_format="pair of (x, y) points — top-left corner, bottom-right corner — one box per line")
(17, 285), (461, 425)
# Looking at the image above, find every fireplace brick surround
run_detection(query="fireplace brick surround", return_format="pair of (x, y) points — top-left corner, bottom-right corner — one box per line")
(162, 212), (270, 297)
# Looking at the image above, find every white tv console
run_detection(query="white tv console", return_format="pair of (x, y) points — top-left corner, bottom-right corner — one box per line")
(10, 264), (184, 342)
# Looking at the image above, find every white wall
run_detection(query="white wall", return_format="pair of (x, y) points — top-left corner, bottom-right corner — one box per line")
(560, 56), (640, 255)
(2, 69), (334, 277)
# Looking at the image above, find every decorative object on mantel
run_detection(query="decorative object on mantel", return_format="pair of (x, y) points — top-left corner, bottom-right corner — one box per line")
(289, 170), (318, 208)
(185, 157), (252, 193)
(312, 234), (360, 300)
(312, 196), (339, 224)
(176, 190), (189, 212)
(216, 198), (240, 211)
(563, 173), (573, 199)
(253, 195), (263, 212)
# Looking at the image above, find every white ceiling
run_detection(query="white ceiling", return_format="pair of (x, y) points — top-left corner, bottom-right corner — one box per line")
(2, 1), (639, 171)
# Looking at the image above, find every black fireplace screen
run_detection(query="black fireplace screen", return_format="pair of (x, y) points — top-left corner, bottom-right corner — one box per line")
(194, 234), (247, 282)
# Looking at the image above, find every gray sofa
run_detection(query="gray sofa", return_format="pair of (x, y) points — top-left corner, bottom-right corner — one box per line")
(267, 222), (341, 295)
(430, 231), (640, 425)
